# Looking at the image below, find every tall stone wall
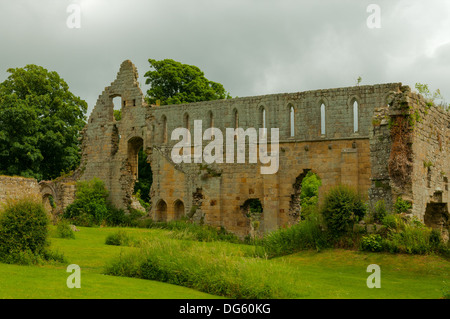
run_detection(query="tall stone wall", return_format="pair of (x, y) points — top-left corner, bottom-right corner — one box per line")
(79, 60), (413, 237)
(368, 88), (450, 236)
(79, 60), (150, 210)
(148, 83), (402, 236)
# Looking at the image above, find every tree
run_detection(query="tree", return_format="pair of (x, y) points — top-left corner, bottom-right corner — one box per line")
(299, 172), (322, 220)
(0, 64), (87, 180)
(144, 58), (231, 105)
(133, 148), (153, 205)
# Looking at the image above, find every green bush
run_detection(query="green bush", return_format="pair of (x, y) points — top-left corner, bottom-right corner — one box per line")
(55, 220), (75, 239)
(360, 234), (383, 252)
(64, 178), (109, 226)
(382, 214), (402, 230)
(0, 198), (65, 265)
(372, 200), (388, 223)
(105, 230), (133, 246)
(393, 197), (412, 214)
(320, 185), (367, 237)
(105, 204), (127, 226)
(382, 222), (432, 255)
(429, 229), (442, 247)
(257, 211), (328, 258)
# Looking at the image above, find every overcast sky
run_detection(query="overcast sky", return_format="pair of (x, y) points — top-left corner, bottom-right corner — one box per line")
(0, 0), (449, 116)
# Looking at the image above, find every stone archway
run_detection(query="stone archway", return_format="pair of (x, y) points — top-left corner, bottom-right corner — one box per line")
(127, 137), (144, 179)
(156, 199), (167, 222)
(240, 198), (264, 237)
(174, 199), (185, 220)
(424, 202), (449, 240)
(39, 182), (57, 215)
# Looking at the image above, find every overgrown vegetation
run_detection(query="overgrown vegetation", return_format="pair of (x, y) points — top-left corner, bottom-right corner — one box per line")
(256, 212), (327, 258)
(133, 148), (152, 207)
(0, 198), (66, 265)
(63, 178), (145, 227)
(143, 219), (242, 244)
(105, 237), (279, 299)
(105, 230), (133, 246)
(320, 185), (367, 238)
(55, 219), (75, 239)
(299, 171), (321, 220)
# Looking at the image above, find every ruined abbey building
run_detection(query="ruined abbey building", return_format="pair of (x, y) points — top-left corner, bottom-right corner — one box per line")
(34, 60), (450, 238)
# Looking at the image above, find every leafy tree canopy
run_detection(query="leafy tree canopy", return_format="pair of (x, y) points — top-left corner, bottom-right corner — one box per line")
(0, 64), (87, 180)
(144, 58), (231, 105)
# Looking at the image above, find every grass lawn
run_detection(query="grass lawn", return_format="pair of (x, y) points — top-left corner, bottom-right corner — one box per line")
(269, 250), (450, 298)
(0, 226), (448, 299)
(0, 227), (220, 299)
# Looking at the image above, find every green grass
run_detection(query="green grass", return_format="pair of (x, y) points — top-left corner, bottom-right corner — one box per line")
(268, 250), (450, 298)
(0, 226), (449, 299)
(0, 226), (220, 299)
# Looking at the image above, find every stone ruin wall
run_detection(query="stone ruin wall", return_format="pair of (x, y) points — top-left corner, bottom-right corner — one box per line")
(77, 60), (416, 237)
(369, 87), (450, 235)
(149, 82), (403, 236)
(1, 61), (447, 238)
(0, 176), (41, 204)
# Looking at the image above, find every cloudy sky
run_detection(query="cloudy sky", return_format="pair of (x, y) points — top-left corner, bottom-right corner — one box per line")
(0, 0), (449, 116)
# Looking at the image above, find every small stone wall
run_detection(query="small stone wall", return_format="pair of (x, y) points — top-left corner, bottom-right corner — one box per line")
(0, 176), (41, 205)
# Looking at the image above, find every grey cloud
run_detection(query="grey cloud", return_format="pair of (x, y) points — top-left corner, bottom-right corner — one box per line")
(0, 0), (448, 116)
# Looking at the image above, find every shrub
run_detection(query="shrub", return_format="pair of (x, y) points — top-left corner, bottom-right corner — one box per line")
(393, 197), (412, 214)
(55, 219), (75, 239)
(320, 185), (367, 237)
(371, 200), (388, 223)
(0, 198), (65, 265)
(257, 211), (328, 258)
(382, 213), (402, 230)
(429, 229), (442, 247)
(105, 230), (132, 246)
(360, 234), (383, 252)
(104, 204), (126, 226)
(382, 223), (432, 255)
(64, 178), (109, 226)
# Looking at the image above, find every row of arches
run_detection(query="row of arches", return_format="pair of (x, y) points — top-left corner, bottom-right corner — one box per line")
(158, 99), (362, 143)
(155, 199), (185, 222)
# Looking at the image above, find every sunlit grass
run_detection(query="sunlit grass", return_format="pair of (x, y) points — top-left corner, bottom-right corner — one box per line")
(1, 226), (449, 299)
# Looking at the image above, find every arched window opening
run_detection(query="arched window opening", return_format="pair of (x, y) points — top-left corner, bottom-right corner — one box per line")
(240, 198), (264, 236)
(209, 111), (214, 129)
(289, 105), (295, 137)
(353, 100), (359, 133)
(208, 111), (215, 140)
(113, 96), (122, 121)
(161, 115), (167, 143)
(289, 170), (321, 223)
(320, 103), (326, 135)
(184, 113), (190, 130)
(260, 107), (267, 137)
(233, 109), (239, 129)
(128, 137), (153, 206)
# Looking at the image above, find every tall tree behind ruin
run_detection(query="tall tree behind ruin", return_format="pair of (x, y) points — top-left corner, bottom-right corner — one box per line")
(0, 64), (87, 181)
(144, 58), (231, 105)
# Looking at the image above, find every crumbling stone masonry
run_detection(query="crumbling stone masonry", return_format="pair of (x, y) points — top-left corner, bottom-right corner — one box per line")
(0, 176), (41, 204)
(70, 60), (449, 238)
